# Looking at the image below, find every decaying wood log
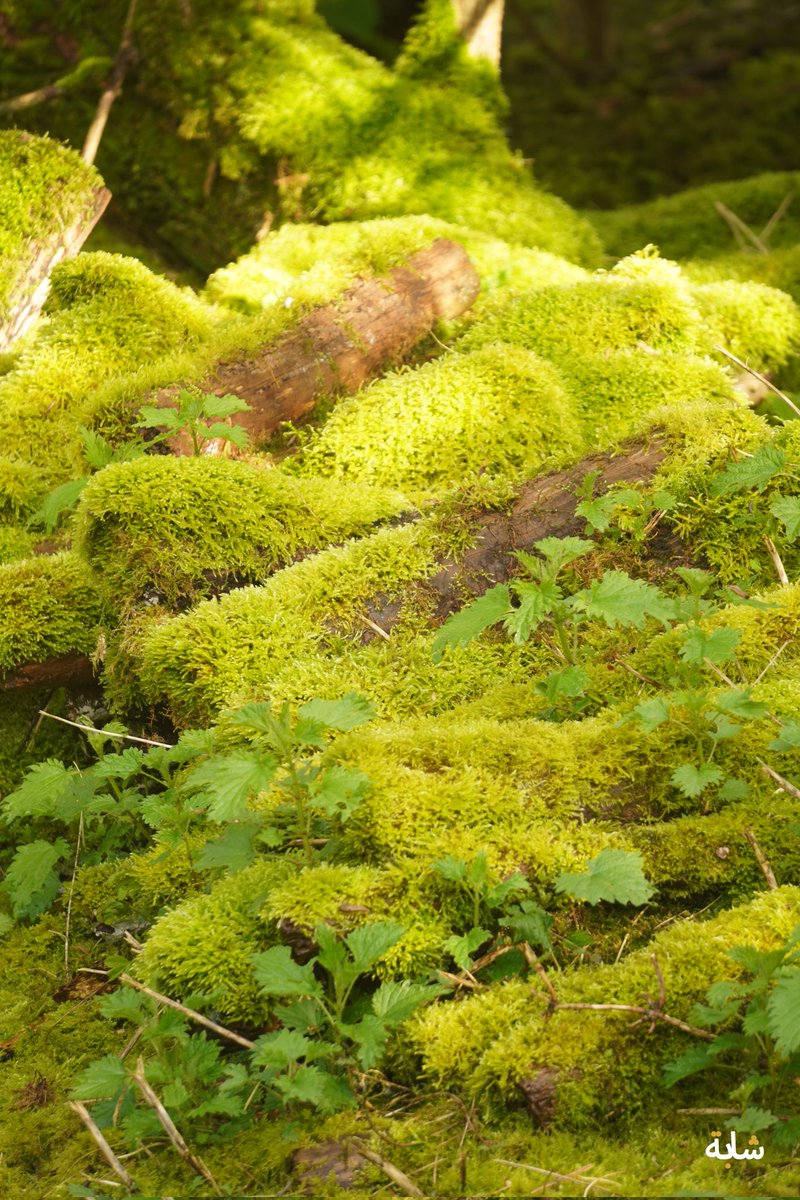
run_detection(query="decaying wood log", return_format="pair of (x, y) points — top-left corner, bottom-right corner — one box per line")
(0, 177), (111, 352)
(163, 238), (480, 452)
(1, 653), (96, 693)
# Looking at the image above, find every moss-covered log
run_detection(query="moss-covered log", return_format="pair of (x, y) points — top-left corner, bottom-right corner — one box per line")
(161, 238), (481, 451)
(0, 132), (110, 352)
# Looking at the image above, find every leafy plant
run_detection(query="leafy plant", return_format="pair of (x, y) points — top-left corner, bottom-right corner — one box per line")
(432, 851), (533, 969)
(252, 921), (439, 1110)
(30, 426), (146, 532)
(576, 477), (677, 542)
(136, 389), (251, 456)
(663, 925), (800, 1148)
(555, 848), (655, 906)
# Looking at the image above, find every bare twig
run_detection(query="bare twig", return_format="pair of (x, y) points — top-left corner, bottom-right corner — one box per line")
(759, 760), (800, 802)
(82, 0), (139, 165)
(492, 1158), (616, 1194)
(119, 975), (254, 1049)
(714, 201), (769, 254)
(348, 1140), (424, 1199)
(676, 1107), (740, 1116)
(714, 345), (800, 419)
(552, 1001), (715, 1041)
(131, 1058), (221, 1194)
(753, 640), (789, 686)
(357, 613), (390, 641)
(763, 535), (789, 585)
(521, 943), (560, 1005)
(38, 710), (172, 748)
(742, 829), (778, 890)
(759, 193), (794, 243)
(68, 1100), (138, 1191)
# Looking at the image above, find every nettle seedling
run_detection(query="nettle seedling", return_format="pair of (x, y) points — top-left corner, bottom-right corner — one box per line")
(30, 425), (147, 532)
(663, 925), (800, 1148)
(575, 471), (678, 544)
(136, 389), (251, 456)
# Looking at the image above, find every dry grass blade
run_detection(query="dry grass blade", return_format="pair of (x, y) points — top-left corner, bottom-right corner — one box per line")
(37, 709), (173, 747)
(714, 201), (768, 253)
(742, 828), (778, 890)
(348, 1139), (424, 1198)
(493, 1157), (617, 1195)
(759, 760), (800, 801)
(131, 1058), (221, 1194)
(68, 1100), (138, 1191)
(119, 974), (254, 1049)
(714, 345), (800, 419)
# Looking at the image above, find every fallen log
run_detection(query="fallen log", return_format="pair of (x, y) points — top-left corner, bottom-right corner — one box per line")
(0, 653), (95, 693)
(0, 131), (111, 352)
(163, 238), (480, 452)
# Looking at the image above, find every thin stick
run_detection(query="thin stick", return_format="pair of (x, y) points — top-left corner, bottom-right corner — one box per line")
(742, 829), (778, 891)
(753, 640), (789, 686)
(522, 943), (560, 1004)
(552, 1001), (715, 1041)
(348, 1140), (424, 1199)
(714, 202), (769, 254)
(131, 1058), (221, 1194)
(760, 760), (800, 801)
(38, 710), (172, 749)
(492, 1159), (616, 1193)
(714, 345), (800, 419)
(357, 612), (391, 641)
(68, 1100), (138, 1191)
(759, 193), (794, 243)
(119, 975), (254, 1049)
(763, 535), (789, 585)
(82, 0), (139, 165)
(64, 811), (85, 975)
(676, 1107), (740, 1116)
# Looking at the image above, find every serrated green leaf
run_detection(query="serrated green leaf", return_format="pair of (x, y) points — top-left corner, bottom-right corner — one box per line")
(770, 495), (800, 541)
(671, 762), (724, 798)
(629, 696), (671, 733)
(766, 969), (800, 1055)
(771, 720), (800, 752)
(3, 839), (70, 918)
(340, 1013), (388, 1069)
(99, 988), (153, 1025)
(195, 821), (261, 872)
(444, 927), (491, 970)
(345, 921), (404, 972)
(530, 536), (594, 574)
(90, 748), (145, 782)
(0, 913), (14, 936)
(661, 1043), (721, 1087)
(205, 422), (250, 450)
(70, 1054), (129, 1100)
(136, 404), (182, 430)
(432, 584), (510, 661)
(679, 625), (741, 666)
(502, 900), (553, 950)
(2, 760), (74, 822)
(183, 749), (276, 822)
(555, 848), (655, 906)
(675, 566), (714, 596)
(576, 488), (639, 533)
(79, 426), (116, 471)
(371, 980), (441, 1025)
(299, 693), (376, 731)
(251, 1029), (316, 1069)
(726, 1105), (778, 1134)
(718, 777), (751, 802)
(572, 570), (672, 629)
(313, 765), (370, 821)
(199, 393), (251, 419)
(252, 946), (323, 999)
(432, 855), (466, 882)
(274, 1065), (354, 1111)
(485, 871), (531, 908)
(714, 689), (768, 720)
(536, 665), (591, 704)
(505, 579), (560, 642)
(32, 477), (88, 531)
(710, 445), (786, 495)
(465, 850), (489, 890)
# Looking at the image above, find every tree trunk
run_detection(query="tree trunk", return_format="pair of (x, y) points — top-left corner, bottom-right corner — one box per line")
(0, 183), (111, 353)
(162, 238), (481, 452)
(453, 0), (505, 66)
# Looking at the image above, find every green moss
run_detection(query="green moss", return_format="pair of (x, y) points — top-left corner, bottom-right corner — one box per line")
(76, 456), (411, 608)
(412, 887), (800, 1120)
(298, 343), (583, 491)
(0, 131), (103, 325)
(589, 171), (800, 262)
(0, 552), (101, 673)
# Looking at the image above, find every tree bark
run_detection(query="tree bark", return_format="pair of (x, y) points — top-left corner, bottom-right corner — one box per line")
(161, 238), (481, 452)
(0, 653), (96, 693)
(453, 0), (505, 66)
(0, 183), (111, 352)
